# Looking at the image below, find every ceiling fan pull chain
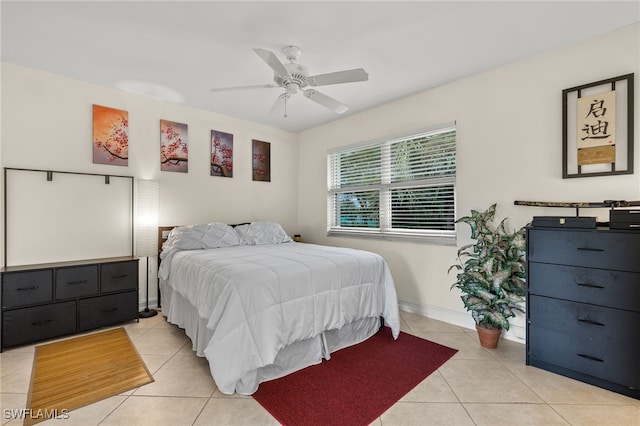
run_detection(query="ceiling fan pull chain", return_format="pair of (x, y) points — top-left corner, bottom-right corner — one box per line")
(284, 94), (288, 118)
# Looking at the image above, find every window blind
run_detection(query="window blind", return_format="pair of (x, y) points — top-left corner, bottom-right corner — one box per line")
(328, 125), (456, 242)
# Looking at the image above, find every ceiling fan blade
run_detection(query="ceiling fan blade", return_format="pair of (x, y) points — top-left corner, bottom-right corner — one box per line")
(210, 84), (277, 92)
(269, 93), (291, 117)
(307, 68), (369, 86)
(253, 48), (292, 79)
(303, 89), (348, 114)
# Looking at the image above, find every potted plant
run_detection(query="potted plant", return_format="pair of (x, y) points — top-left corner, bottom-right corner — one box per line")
(448, 204), (527, 348)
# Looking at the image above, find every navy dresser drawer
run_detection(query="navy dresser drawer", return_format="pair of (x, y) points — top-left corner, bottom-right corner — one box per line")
(528, 262), (640, 311)
(2, 301), (76, 347)
(527, 229), (640, 272)
(2, 270), (53, 308)
(78, 290), (138, 331)
(56, 265), (99, 299)
(529, 296), (640, 389)
(101, 261), (138, 293)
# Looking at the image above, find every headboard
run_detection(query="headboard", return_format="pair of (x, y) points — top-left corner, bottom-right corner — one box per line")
(158, 226), (177, 255)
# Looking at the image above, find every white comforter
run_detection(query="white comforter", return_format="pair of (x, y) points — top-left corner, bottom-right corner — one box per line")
(161, 242), (400, 394)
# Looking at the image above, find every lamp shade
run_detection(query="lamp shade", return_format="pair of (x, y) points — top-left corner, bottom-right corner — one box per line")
(135, 180), (159, 257)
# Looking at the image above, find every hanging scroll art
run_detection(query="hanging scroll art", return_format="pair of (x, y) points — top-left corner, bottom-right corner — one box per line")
(577, 90), (616, 165)
(562, 73), (634, 178)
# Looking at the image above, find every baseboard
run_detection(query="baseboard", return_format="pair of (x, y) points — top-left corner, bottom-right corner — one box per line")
(397, 299), (526, 344)
(138, 297), (159, 311)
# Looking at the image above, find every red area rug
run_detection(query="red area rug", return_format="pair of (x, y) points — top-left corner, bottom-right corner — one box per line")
(252, 326), (458, 426)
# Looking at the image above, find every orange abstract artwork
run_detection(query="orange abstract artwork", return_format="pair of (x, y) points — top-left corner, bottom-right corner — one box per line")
(93, 104), (129, 166)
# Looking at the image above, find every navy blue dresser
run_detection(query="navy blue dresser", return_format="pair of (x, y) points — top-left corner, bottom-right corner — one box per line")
(526, 226), (640, 400)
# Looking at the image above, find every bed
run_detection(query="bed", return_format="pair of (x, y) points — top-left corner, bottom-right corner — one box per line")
(158, 221), (400, 395)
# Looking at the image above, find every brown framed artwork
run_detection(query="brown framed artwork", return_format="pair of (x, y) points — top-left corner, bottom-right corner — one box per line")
(562, 73), (634, 178)
(252, 139), (271, 182)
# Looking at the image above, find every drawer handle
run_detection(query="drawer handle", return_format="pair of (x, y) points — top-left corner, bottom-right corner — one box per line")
(67, 280), (88, 285)
(111, 274), (128, 280)
(577, 353), (604, 362)
(17, 285), (39, 291)
(31, 319), (53, 326)
(577, 247), (604, 252)
(101, 307), (119, 313)
(576, 282), (604, 289)
(578, 318), (605, 326)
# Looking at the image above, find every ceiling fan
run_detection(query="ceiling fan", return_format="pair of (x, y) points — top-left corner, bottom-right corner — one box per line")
(210, 46), (368, 117)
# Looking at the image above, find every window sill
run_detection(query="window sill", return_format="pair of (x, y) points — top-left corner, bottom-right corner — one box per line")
(327, 229), (456, 246)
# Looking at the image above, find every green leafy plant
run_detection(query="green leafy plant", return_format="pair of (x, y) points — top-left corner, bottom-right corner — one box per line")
(449, 204), (526, 330)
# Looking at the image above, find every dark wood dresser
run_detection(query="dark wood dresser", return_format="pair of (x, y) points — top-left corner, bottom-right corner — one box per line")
(526, 226), (640, 400)
(1, 257), (139, 351)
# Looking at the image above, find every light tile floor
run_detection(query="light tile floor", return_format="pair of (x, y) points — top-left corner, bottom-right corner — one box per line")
(1, 310), (639, 425)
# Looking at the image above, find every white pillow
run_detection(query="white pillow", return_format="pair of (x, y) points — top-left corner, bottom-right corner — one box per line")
(163, 222), (240, 251)
(158, 222), (241, 280)
(234, 222), (293, 245)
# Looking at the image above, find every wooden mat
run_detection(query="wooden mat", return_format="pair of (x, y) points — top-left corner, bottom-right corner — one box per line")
(25, 327), (153, 426)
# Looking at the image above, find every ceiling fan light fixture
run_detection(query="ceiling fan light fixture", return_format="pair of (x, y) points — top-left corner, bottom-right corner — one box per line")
(286, 83), (300, 94)
(282, 45), (301, 62)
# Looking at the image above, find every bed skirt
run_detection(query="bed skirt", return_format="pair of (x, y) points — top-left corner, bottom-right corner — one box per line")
(160, 279), (382, 395)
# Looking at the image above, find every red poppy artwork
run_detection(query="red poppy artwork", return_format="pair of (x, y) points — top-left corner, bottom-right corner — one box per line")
(93, 104), (128, 166)
(211, 130), (233, 177)
(160, 119), (188, 173)
(252, 139), (270, 182)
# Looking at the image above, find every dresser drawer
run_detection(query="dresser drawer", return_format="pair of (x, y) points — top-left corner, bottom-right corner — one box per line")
(528, 326), (640, 390)
(100, 260), (138, 293)
(527, 229), (640, 272)
(78, 291), (138, 330)
(528, 295), (640, 387)
(2, 301), (76, 347)
(528, 262), (640, 311)
(1, 270), (53, 308)
(55, 265), (98, 299)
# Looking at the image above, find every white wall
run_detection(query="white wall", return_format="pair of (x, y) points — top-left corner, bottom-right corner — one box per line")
(0, 63), (300, 306)
(297, 23), (640, 341)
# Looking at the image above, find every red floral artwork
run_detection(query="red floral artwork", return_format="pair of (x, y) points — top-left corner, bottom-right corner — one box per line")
(211, 130), (233, 177)
(93, 105), (128, 166)
(160, 120), (188, 173)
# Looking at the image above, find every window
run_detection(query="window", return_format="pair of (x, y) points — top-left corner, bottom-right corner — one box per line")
(327, 124), (456, 243)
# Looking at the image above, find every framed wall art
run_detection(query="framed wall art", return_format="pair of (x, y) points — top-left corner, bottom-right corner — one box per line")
(252, 139), (271, 182)
(160, 119), (188, 173)
(562, 73), (634, 178)
(93, 104), (129, 166)
(211, 130), (233, 177)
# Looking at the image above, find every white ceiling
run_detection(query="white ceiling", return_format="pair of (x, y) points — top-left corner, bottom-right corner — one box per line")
(2, 1), (639, 133)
